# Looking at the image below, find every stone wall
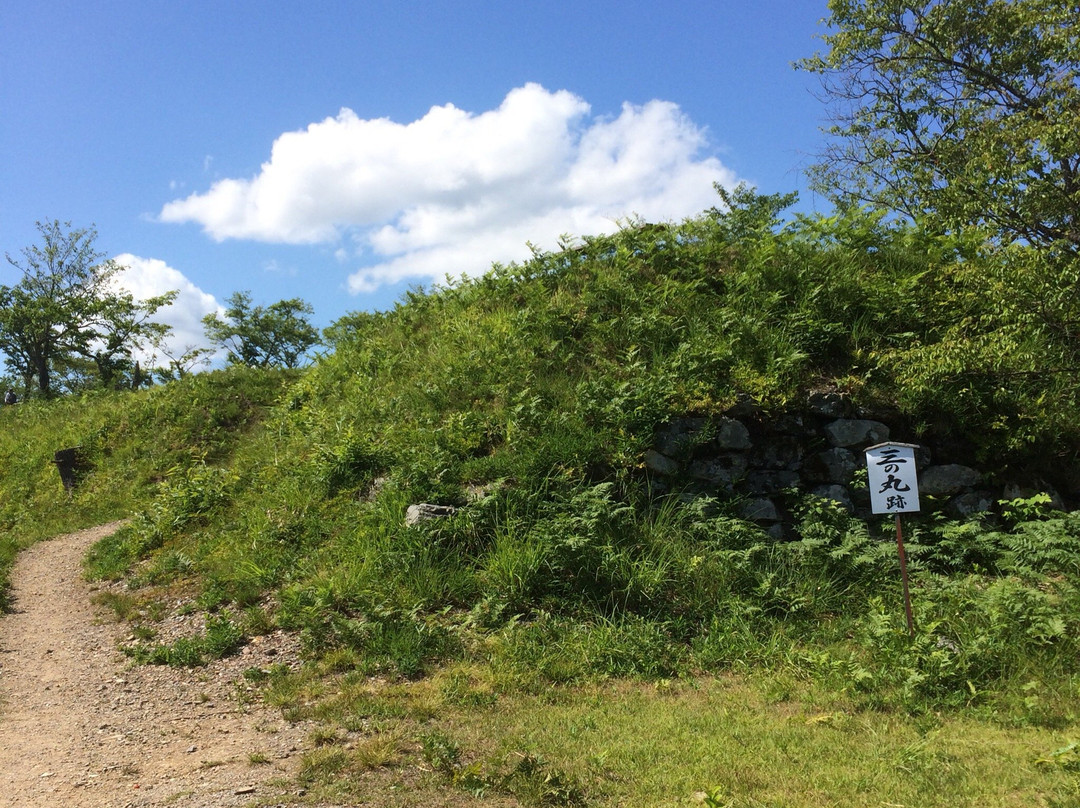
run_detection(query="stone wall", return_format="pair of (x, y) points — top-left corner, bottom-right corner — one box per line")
(644, 393), (1068, 536)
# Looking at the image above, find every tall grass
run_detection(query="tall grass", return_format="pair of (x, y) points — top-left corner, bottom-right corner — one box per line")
(0, 366), (290, 607)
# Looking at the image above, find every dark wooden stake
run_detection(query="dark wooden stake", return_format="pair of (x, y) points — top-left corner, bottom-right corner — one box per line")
(895, 514), (915, 637)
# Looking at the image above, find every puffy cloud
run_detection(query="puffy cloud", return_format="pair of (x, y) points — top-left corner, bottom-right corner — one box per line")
(160, 83), (740, 293)
(111, 254), (220, 362)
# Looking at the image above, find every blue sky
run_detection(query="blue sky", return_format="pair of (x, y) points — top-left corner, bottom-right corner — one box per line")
(1, 0), (833, 359)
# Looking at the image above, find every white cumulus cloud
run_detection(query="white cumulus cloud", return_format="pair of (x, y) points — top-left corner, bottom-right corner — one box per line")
(160, 83), (740, 293)
(112, 254), (220, 363)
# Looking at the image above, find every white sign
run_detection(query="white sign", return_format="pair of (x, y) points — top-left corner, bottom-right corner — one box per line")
(865, 442), (921, 515)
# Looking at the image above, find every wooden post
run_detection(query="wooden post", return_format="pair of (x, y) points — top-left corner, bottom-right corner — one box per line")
(895, 514), (915, 637)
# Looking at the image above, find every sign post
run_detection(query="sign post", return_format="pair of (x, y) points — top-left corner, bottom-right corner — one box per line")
(865, 442), (921, 637)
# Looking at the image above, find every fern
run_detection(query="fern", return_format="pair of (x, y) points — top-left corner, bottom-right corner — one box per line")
(997, 513), (1080, 579)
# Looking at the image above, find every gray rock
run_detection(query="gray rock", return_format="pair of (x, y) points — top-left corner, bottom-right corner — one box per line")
(946, 491), (993, 519)
(405, 503), (457, 526)
(360, 475), (388, 502)
(739, 498), (781, 522)
(1001, 482), (1064, 509)
(824, 419), (890, 448)
(688, 454), (747, 488)
(920, 464), (980, 497)
(805, 447), (857, 484)
(748, 436), (804, 470)
(810, 484), (855, 512)
(714, 417), (752, 450)
(744, 470), (801, 495)
(644, 449), (681, 477)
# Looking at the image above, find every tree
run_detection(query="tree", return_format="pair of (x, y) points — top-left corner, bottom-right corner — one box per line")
(202, 291), (320, 369)
(801, 0), (1080, 253)
(802, 0), (1080, 423)
(0, 221), (176, 396)
(151, 340), (215, 383)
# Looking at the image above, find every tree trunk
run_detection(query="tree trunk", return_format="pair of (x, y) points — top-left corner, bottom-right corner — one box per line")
(34, 355), (50, 397)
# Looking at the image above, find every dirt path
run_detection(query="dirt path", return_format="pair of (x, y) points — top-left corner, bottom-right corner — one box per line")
(0, 524), (310, 808)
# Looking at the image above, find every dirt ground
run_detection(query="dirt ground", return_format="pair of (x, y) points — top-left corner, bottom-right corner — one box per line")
(0, 523), (312, 808)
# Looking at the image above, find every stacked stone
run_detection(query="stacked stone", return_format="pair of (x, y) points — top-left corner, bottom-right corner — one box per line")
(644, 392), (1007, 535)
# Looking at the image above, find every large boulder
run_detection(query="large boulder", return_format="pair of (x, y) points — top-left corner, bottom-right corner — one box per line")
(714, 417), (753, 451)
(946, 490), (994, 519)
(804, 447), (858, 484)
(920, 464), (980, 497)
(739, 498), (781, 522)
(824, 419), (890, 448)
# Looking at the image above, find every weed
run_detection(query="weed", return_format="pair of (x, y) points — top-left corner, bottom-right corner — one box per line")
(420, 730), (461, 774)
(351, 733), (403, 769)
(122, 614), (244, 667)
(298, 747), (349, 784)
(308, 727), (341, 747)
(131, 624), (156, 641)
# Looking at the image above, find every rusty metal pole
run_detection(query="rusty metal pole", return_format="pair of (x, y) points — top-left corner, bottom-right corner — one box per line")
(895, 514), (915, 637)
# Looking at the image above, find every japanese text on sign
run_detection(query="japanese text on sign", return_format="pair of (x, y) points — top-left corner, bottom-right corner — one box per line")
(865, 442), (921, 515)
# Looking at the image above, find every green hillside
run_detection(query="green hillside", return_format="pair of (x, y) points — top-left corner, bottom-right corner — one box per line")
(4, 195), (1080, 805)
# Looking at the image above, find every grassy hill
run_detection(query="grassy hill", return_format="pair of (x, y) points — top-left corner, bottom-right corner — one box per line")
(3, 192), (1080, 805)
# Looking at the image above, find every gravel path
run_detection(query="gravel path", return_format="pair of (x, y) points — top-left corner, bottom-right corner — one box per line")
(0, 523), (310, 808)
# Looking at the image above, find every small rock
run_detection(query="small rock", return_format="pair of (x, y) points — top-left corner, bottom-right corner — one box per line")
(404, 503), (456, 526)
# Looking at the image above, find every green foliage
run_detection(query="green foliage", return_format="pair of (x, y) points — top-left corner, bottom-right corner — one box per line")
(803, 0), (1080, 255)
(0, 220), (176, 396)
(85, 460), (236, 579)
(802, 1), (1080, 450)
(203, 290), (320, 368)
(282, 604), (462, 679)
(122, 613), (245, 667)
(420, 734), (587, 808)
(0, 365), (288, 607)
